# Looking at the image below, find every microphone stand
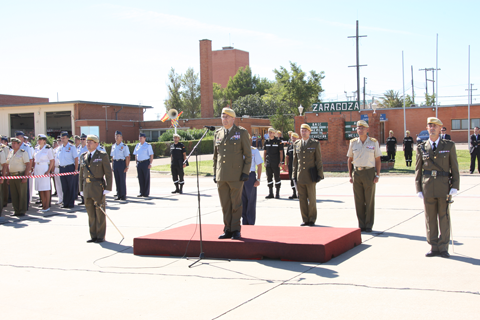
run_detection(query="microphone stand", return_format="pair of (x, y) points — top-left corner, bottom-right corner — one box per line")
(184, 128), (230, 268)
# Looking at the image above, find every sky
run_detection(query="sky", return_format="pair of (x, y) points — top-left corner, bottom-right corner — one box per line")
(1, 0), (479, 120)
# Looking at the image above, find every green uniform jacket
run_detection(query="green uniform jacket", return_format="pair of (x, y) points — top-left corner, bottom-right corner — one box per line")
(415, 139), (460, 198)
(213, 124), (252, 181)
(79, 150), (113, 202)
(293, 138), (324, 184)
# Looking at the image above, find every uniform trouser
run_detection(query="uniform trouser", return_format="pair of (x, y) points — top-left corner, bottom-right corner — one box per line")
(404, 149), (413, 166)
(28, 176), (33, 203)
(171, 165), (184, 185)
(86, 195), (106, 240)
(470, 148), (480, 173)
(137, 161), (150, 197)
(2, 177), (8, 207)
(298, 182), (317, 223)
(288, 164), (295, 190)
(217, 180), (244, 232)
(0, 183), (3, 214)
(113, 160), (127, 198)
(241, 172), (257, 225)
(387, 151), (396, 161)
(73, 172), (79, 200)
(60, 164), (75, 207)
(423, 197), (450, 252)
(54, 167), (63, 203)
(266, 165), (281, 189)
(353, 168), (376, 229)
(10, 178), (28, 214)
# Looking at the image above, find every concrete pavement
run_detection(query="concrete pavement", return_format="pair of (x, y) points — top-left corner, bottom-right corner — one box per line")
(0, 170), (479, 319)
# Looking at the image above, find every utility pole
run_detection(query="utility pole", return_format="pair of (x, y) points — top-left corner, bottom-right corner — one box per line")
(363, 77), (367, 109)
(419, 67), (440, 105)
(411, 66), (415, 105)
(348, 20), (367, 109)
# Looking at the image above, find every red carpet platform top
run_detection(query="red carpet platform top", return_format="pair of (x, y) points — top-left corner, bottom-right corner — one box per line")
(134, 224), (361, 263)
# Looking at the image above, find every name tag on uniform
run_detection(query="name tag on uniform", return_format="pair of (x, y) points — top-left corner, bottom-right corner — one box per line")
(272, 145), (278, 147)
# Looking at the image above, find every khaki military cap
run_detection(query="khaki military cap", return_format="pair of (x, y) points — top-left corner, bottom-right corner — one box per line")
(427, 117), (443, 126)
(173, 133), (180, 138)
(86, 135), (99, 143)
(222, 107), (235, 118)
(406, 130), (410, 134)
(291, 133), (299, 138)
(288, 131), (293, 135)
(389, 130), (393, 134)
(300, 124), (312, 131)
(10, 137), (21, 143)
(268, 128), (276, 133)
(356, 120), (369, 128)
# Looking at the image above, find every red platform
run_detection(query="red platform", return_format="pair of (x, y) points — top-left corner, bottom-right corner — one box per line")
(134, 224), (361, 263)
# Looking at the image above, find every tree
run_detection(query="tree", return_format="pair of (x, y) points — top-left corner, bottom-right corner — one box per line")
(231, 93), (277, 117)
(225, 66), (273, 103)
(273, 62), (324, 114)
(379, 90), (403, 108)
(213, 83), (228, 117)
(180, 68), (201, 118)
(164, 68), (183, 111)
(424, 93), (436, 106)
(404, 94), (415, 107)
(270, 103), (294, 137)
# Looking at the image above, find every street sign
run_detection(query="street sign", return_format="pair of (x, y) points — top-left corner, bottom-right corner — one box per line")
(311, 101), (360, 113)
(345, 121), (366, 140)
(380, 113), (387, 121)
(361, 114), (369, 121)
(307, 122), (328, 140)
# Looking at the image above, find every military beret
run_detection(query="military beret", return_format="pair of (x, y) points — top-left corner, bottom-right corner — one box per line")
(301, 124), (312, 131)
(10, 137), (21, 143)
(291, 133), (299, 138)
(268, 128), (276, 133)
(87, 135), (99, 143)
(221, 107), (236, 118)
(356, 120), (369, 128)
(139, 133), (146, 138)
(15, 131), (25, 137)
(427, 117), (443, 126)
(115, 130), (122, 136)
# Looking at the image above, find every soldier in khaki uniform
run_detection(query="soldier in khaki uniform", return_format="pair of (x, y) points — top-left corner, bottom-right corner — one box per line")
(347, 120), (382, 232)
(415, 117), (459, 258)
(213, 107), (252, 240)
(0, 143), (8, 214)
(293, 124), (324, 226)
(79, 135), (113, 243)
(6, 138), (32, 216)
(1, 136), (9, 207)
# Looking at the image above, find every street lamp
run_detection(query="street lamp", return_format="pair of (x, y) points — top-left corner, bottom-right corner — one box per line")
(298, 105), (304, 116)
(371, 100), (378, 114)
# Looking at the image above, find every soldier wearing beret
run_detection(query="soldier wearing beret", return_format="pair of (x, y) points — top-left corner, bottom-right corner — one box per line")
(264, 127), (284, 199)
(403, 130), (414, 167)
(79, 135), (113, 243)
(6, 138), (32, 216)
(213, 107), (252, 240)
(416, 117), (460, 258)
(293, 124), (324, 226)
(110, 131), (130, 200)
(347, 120), (382, 232)
(286, 132), (299, 199)
(170, 133), (187, 194)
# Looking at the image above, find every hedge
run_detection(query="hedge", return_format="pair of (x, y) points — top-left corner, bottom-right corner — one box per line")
(103, 139), (213, 160)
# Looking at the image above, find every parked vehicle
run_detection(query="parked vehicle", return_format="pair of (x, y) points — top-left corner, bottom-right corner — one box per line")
(416, 130), (429, 143)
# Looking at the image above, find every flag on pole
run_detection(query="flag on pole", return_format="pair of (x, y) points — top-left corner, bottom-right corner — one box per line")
(171, 111), (183, 128)
(160, 113), (169, 122)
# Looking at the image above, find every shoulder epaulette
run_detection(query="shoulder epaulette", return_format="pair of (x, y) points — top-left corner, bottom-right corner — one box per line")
(370, 137), (377, 142)
(215, 128), (222, 133)
(81, 151), (88, 156)
(351, 137), (359, 142)
(252, 147), (257, 150)
(46, 145), (51, 149)
(20, 149), (25, 152)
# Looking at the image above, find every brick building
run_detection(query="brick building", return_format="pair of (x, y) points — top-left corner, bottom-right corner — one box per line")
(212, 46), (249, 88)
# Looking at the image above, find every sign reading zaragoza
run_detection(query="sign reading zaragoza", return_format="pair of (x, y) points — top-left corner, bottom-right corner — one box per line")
(311, 101), (360, 113)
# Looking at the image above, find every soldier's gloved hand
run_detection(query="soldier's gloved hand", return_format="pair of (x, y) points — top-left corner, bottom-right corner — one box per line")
(241, 173), (249, 182)
(316, 177), (322, 183)
(417, 192), (424, 199)
(449, 188), (457, 196)
(213, 175), (217, 183)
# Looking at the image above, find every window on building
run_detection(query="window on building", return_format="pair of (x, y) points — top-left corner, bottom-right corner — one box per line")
(452, 119), (480, 130)
(81, 126), (100, 136)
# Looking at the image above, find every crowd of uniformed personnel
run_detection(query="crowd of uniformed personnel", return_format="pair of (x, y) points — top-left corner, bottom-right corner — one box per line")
(0, 114), (463, 258)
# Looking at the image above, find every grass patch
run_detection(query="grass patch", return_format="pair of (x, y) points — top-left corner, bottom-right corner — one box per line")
(152, 160), (214, 176)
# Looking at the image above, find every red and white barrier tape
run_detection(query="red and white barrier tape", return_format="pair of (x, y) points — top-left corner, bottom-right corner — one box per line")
(0, 171), (79, 180)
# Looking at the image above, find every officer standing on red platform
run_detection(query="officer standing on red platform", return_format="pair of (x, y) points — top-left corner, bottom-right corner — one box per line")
(170, 133), (187, 194)
(264, 128), (284, 199)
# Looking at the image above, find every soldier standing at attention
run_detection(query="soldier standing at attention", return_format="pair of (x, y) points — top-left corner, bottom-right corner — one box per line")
(403, 130), (414, 167)
(6, 138), (32, 216)
(0, 143), (7, 214)
(241, 134), (263, 225)
(264, 128), (284, 199)
(15, 131), (33, 208)
(53, 136), (64, 205)
(213, 107), (251, 240)
(286, 132), (299, 199)
(470, 126), (480, 174)
(0, 136), (9, 208)
(386, 130), (397, 162)
(110, 131), (130, 200)
(416, 117), (459, 258)
(58, 132), (79, 209)
(347, 120), (382, 232)
(293, 124), (324, 226)
(79, 135), (113, 243)
(133, 133), (154, 197)
(170, 133), (186, 194)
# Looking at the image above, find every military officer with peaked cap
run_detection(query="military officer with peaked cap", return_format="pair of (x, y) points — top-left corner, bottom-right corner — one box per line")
(57, 132), (79, 209)
(213, 107), (252, 240)
(415, 117), (459, 258)
(347, 120), (382, 232)
(293, 124), (324, 226)
(110, 131), (130, 200)
(133, 133), (154, 197)
(79, 135), (113, 243)
(7, 138), (32, 216)
(170, 133), (187, 194)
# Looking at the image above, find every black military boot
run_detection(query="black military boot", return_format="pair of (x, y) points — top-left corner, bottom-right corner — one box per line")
(179, 183), (183, 194)
(265, 186), (274, 199)
(172, 183), (179, 194)
(288, 187), (297, 199)
(275, 187), (281, 199)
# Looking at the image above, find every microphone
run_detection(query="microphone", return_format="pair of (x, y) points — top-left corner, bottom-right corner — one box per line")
(204, 126), (216, 131)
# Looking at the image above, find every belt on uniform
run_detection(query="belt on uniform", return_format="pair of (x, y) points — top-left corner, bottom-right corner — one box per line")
(36, 162), (49, 165)
(423, 170), (449, 177)
(355, 166), (374, 171)
(9, 172), (25, 176)
(85, 177), (104, 183)
(59, 164), (74, 168)
(137, 160), (149, 163)
(113, 159), (125, 161)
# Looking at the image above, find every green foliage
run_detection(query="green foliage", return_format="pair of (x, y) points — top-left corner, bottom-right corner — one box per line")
(404, 94), (415, 107)
(31, 135), (55, 147)
(225, 66), (273, 102)
(164, 67), (201, 119)
(213, 83), (229, 117)
(164, 68), (183, 112)
(379, 90), (404, 108)
(231, 93), (276, 117)
(273, 62), (324, 114)
(270, 104), (294, 136)
(425, 93), (436, 106)
(158, 128), (214, 142)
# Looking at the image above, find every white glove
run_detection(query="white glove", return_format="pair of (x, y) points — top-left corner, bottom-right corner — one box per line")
(449, 188), (457, 196)
(417, 192), (424, 199)
(103, 190), (111, 195)
(80, 191), (83, 196)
